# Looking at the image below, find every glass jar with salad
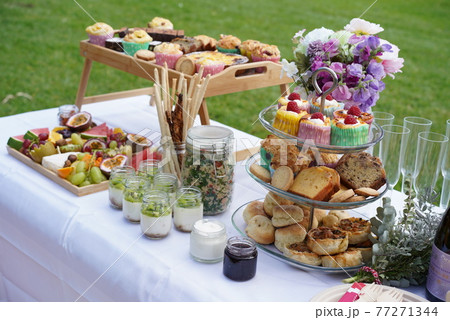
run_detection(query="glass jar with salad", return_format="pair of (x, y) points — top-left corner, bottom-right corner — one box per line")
(108, 166), (135, 209)
(122, 176), (151, 223)
(173, 186), (203, 232)
(140, 190), (172, 239)
(182, 126), (235, 216)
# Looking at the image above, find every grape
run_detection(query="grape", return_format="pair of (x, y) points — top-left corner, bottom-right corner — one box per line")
(22, 139), (32, 149)
(108, 140), (118, 149)
(57, 129), (72, 139)
(77, 153), (87, 161)
(79, 180), (91, 187)
(38, 133), (49, 141)
(95, 150), (104, 158)
(84, 145), (92, 153)
(39, 140), (46, 145)
(69, 172), (86, 186)
(90, 167), (103, 184)
(31, 143), (38, 150)
(76, 161), (86, 173)
(71, 133), (84, 146)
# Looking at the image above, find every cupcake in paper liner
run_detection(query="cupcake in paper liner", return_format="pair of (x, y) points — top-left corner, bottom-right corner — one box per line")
(278, 92), (310, 112)
(216, 34), (241, 54)
(331, 115), (369, 146)
(310, 95), (344, 119)
(333, 105), (374, 126)
(272, 106), (307, 136)
(86, 22), (114, 47)
(195, 58), (225, 77)
(154, 43), (183, 69)
(148, 17), (174, 30)
(297, 112), (331, 145)
(240, 40), (261, 60)
(251, 43), (281, 73)
(123, 30), (153, 56)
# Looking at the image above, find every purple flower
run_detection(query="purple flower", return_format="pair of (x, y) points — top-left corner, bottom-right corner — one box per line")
(353, 86), (371, 103)
(367, 36), (380, 50)
(330, 62), (345, 74)
(353, 42), (371, 63)
(367, 61), (386, 80)
(347, 63), (363, 78)
(332, 84), (352, 101)
(310, 57), (326, 71)
(348, 34), (367, 45)
(307, 40), (324, 57)
(323, 39), (339, 57)
(381, 43), (393, 53)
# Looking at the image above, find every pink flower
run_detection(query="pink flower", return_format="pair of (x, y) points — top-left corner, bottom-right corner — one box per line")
(382, 58), (404, 78)
(332, 84), (352, 101)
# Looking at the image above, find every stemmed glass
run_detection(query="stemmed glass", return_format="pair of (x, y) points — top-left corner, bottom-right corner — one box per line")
(440, 119), (450, 208)
(401, 117), (432, 193)
(370, 111), (395, 158)
(379, 125), (410, 192)
(413, 132), (448, 203)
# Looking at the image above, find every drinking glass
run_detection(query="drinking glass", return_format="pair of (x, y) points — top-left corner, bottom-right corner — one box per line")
(413, 132), (448, 203)
(401, 116), (432, 193)
(379, 125), (410, 191)
(440, 119), (450, 208)
(371, 111), (395, 158)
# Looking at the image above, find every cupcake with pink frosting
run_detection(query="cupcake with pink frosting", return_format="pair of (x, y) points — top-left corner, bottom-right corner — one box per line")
(154, 43), (183, 69)
(297, 112), (331, 145)
(85, 22), (114, 46)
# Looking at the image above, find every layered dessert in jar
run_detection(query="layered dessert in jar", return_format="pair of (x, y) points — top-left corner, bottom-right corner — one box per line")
(140, 191), (172, 239)
(173, 187), (203, 232)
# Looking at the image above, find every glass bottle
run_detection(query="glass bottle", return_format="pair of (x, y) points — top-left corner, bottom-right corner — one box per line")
(173, 186), (203, 232)
(140, 190), (172, 239)
(182, 125), (235, 215)
(108, 166), (135, 209)
(122, 176), (151, 223)
(223, 236), (258, 281)
(57, 104), (79, 126)
(190, 219), (227, 263)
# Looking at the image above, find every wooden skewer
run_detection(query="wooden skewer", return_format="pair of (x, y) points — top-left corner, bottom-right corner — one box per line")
(171, 78), (177, 105)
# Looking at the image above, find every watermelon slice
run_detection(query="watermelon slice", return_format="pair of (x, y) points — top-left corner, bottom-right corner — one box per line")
(24, 128), (49, 141)
(81, 123), (109, 140)
(7, 135), (25, 151)
(131, 148), (162, 170)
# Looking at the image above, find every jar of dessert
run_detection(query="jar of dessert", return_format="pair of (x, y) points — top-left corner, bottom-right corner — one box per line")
(182, 126), (235, 215)
(153, 172), (178, 207)
(223, 236), (258, 281)
(108, 166), (135, 209)
(173, 186), (203, 232)
(57, 105), (79, 126)
(190, 219), (227, 263)
(138, 159), (161, 186)
(122, 176), (151, 223)
(140, 190), (172, 239)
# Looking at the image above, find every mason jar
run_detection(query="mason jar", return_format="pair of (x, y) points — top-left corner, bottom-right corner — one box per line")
(190, 219), (227, 263)
(138, 159), (161, 186)
(182, 126), (235, 215)
(153, 172), (179, 207)
(140, 190), (172, 239)
(108, 166), (135, 209)
(122, 176), (151, 223)
(173, 186), (203, 232)
(57, 104), (79, 126)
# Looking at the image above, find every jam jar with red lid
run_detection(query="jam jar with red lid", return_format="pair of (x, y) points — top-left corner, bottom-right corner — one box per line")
(223, 236), (257, 281)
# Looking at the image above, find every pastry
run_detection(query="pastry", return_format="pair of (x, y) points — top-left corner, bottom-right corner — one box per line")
(148, 17), (174, 30)
(122, 30), (152, 56)
(272, 205), (304, 228)
(284, 242), (322, 266)
(354, 187), (380, 197)
(333, 105), (374, 125)
(272, 106), (307, 136)
(274, 224), (307, 253)
(171, 37), (202, 54)
(240, 39), (261, 59)
(322, 214), (339, 227)
(339, 217), (371, 244)
(331, 115), (369, 146)
(271, 166), (294, 191)
(288, 166), (337, 201)
(249, 163), (271, 183)
(245, 215), (275, 244)
(194, 35), (217, 51)
(251, 43), (281, 72)
(321, 248), (363, 268)
(297, 112), (331, 145)
(134, 50), (156, 62)
(154, 43), (183, 69)
(297, 206), (319, 230)
(185, 51), (248, 67)
(243, 200), (267, 224)
(312, 208), (328, 225)
(194, 57), (226, 77)
(263, 191), (294, 218)
(329, 189), (355, 203)
(310, 95), (343, 119)
(328, 210), (351, 221)
(216, 34), (241, 54)
(175, 56), (196, 75)
(335, 152), (386, 190)
(306, 227), (349, 255)
(85, 22), (114, 46)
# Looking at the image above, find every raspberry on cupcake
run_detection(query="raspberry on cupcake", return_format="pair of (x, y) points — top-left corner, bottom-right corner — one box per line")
(272, 104), (308, 136)
(310, 94), (344, 119)
(297, 112), (331, 145)
(331, 115), (370, 146)
(333, 105), (374, 125)
(278, 92), (310, 112)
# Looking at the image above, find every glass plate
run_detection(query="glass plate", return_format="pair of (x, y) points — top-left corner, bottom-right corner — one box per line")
(259, 105), (384, 154)
(246, 153), (388, 210)
(231, 199), (367, 273)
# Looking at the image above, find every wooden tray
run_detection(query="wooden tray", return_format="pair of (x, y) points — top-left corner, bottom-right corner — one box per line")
(6, 146), (108, 196)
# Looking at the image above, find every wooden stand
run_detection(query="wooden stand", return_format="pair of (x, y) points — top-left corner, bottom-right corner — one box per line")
(75, 40), (293, 125)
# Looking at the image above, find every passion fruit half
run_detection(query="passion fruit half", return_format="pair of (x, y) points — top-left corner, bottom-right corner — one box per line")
(100, 155), (128, 177)
(66, 112), (92, 132)
(82, 138), (107, 153)
(126, 133), (152, 153)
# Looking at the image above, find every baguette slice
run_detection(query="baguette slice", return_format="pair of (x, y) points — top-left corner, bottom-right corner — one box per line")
(288, 166), (335, 201)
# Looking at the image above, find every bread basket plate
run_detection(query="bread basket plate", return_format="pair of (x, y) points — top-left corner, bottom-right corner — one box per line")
(259, 105), (384, 154)
(231, 199), (367, 273)
(245, 152), (388, 210)
(185, 51), (249, 66)
(310, 284), (428, 302)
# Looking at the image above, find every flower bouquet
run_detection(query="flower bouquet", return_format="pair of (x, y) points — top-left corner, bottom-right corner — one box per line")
(282, 18), (404, 112)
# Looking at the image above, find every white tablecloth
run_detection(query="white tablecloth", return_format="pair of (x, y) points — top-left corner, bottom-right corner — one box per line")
(0, 95), (426, 301)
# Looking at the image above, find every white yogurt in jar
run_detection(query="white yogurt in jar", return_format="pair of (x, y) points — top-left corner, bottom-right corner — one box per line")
(190, 219), (227, 263)
(109, 186), (124, 209)
(123, 200), (142, 222)
(140, 214), (172, 239)
(174, 204), (203, 232)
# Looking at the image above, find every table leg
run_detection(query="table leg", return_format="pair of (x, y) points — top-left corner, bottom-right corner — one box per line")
(280, 83), (290, 97)
(75, 58), (93, 110)
(199, 99), (210, 125)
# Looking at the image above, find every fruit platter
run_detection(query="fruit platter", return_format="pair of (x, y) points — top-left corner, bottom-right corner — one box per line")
(6, 110), (161, 196)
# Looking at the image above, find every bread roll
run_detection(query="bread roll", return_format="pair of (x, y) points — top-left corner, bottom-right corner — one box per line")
(272, 205), (304, 228)
(297, 206), (319, 230)
(321, 248), (362, 268)
(274, 224), (307, 253)
(245, 215), (275, 244)
(312, 208), (327, 225)
(328, 210), (350, 221)
(284, 242), (322, 266)
(263, 191), (293, 217)
(307, 227), (348, 255)
(243, 200), (266, 224)
(322, 214), (339, 227)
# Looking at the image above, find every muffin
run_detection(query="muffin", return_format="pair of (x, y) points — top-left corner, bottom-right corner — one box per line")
(333, 105), (374, 126)
(272, 105), (307, 136)
(240, 40), (261, 60)
(216, 34), (241, 54)
(154, 43), (183, 69)
(148, 17), (173, 30)
(195, 57), (225, 77)
(85, 22), (114, 46)
(310, 95), (343, 119)
(331, 115), (370, 146)
(297, 112), (331, 145)
(251, 43), (281, 72)
(122, 30), (153, 56)
(278, 92), (310, 113)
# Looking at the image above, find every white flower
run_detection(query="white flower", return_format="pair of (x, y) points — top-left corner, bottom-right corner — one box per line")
(379, 39), (399, 60)
(329, 30), (353, 46)
(280, 59), (299, 80)
(344, 18), (384, 35)
(292, 29), (306, 42)
(303, 27), (334, 45)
